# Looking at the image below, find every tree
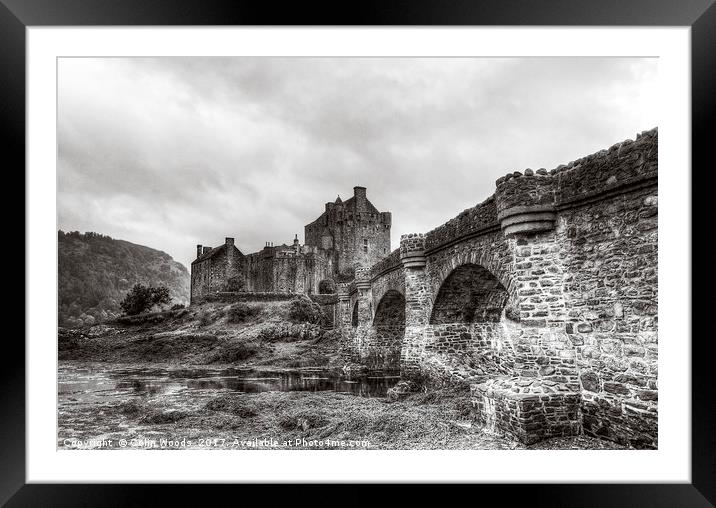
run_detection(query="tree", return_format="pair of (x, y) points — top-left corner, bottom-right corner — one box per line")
(119, 284), (172, 315)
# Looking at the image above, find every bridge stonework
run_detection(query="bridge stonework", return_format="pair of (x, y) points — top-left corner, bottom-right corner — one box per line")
(337, 129), (658, 448)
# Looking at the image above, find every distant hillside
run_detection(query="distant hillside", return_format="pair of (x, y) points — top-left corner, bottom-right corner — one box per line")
(58, 231), (190, 327)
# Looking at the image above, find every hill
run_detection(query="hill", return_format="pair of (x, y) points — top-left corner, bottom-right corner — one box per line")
(58, 231), (190, 326)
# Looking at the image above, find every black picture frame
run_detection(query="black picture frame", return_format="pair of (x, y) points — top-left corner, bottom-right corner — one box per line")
(5, 0), (713, 504)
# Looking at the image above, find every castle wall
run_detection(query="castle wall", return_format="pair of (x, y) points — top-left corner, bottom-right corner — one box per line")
(335, 215), (391, 278)
(190, 246), (246, 302)
(190, 258), (212, 303)
(244, 251), (275, 292)
(244, 248), (333, 294)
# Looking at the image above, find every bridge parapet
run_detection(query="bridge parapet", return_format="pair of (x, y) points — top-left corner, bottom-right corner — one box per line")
(369, 248), (402, 279)
(422, 128), (657, 253)
(336, 282), (351, 301)
(355, 265), (372, 291)
(424, 197), (498, 252)
(552, 127), (657, 204)
(495, 169), (557, 236)
(400, 233), (427, 269)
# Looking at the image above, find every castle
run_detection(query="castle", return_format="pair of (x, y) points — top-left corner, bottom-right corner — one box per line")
(189, 129), (659, 448)
(190, 186), (391, 302)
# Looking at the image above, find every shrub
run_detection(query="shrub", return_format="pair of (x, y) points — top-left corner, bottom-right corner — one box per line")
(119, 284), (171, 316)
(170, 303), (185, 310)
(288, 296), (326, 325)
(205, 341), (260, 363)
(227, 302), (259, 323)
(318, 279), (336, 294)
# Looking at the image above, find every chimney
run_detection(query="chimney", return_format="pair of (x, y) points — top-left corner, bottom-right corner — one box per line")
(196, 244), (202, 258)
(225, 237), (235, 273)
(353, 186), (367, 210)
(203, 246), (211, 255)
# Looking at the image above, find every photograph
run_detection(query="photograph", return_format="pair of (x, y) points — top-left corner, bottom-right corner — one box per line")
(56, 56), (659, 452)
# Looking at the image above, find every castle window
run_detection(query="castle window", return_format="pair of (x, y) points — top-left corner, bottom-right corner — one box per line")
(363, 239), (368, 253)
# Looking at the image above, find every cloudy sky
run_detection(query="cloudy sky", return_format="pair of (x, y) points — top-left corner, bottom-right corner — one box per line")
(58, 57), (657, 269)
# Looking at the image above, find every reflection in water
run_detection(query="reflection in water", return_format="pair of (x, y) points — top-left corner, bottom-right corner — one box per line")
(59, 366), (400, 399)
(184, 372), (398, 397)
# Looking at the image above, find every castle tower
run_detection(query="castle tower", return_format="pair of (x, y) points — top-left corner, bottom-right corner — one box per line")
(304, 186), (391, 280)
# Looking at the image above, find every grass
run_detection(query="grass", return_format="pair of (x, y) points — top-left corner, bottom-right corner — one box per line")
(129, 390), (515, 450)
(226, 302), (261, 324)
(61, 372), (625, 451)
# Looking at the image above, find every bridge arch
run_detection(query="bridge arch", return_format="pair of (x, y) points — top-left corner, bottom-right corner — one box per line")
(424, 261), (514, 377)
(430, 263), (509, 324)
(373, 289), (406, 329)
(369, 289), (406, 371)
(427, 239), (513, 315)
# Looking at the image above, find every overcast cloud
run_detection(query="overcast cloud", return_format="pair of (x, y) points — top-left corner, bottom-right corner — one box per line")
(58, 57), (657, 269)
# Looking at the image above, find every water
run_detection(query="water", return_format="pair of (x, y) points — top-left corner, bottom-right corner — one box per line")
(57, 363), (403, 449)
(58, 363), (401, 401)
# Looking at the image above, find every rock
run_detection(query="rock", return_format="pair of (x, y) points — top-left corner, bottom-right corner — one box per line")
(577, 323), (592, 333)
(568, 335), (584, 346)
(538, 366), (556, 376)
(613, 302), (624, 319)
(603, 381), (630, 395)
(386, 380), (416, 402)
(580, 371), (600, 392)
(637, 390), (658, 401)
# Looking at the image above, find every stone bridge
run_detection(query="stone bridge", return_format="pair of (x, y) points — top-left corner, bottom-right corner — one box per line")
(336, 129), (658, 448)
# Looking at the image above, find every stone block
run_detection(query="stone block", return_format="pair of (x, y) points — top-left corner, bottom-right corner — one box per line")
(471, 377), (581, 445)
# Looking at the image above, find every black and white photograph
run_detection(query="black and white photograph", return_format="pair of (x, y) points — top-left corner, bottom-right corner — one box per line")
(56, 56), (660, 452)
